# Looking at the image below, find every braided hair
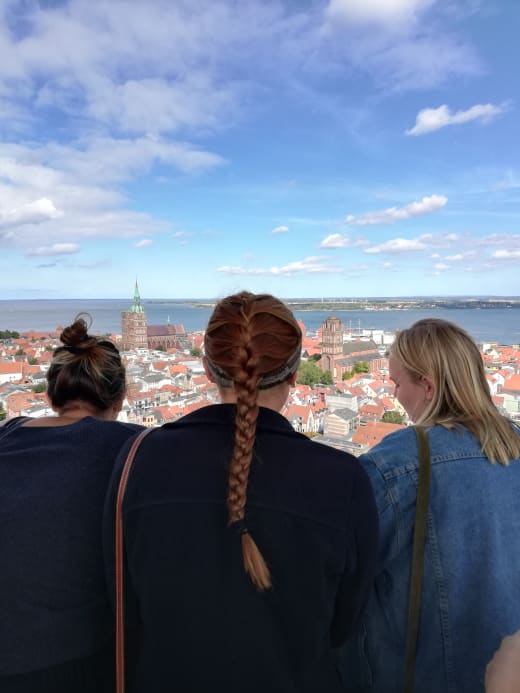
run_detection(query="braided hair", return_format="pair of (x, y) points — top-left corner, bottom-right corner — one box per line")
(204, 292), (302, 590)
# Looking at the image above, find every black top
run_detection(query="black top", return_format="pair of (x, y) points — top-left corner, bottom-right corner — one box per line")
(0, 417), (142, 684)
(104, 405), (378, 693)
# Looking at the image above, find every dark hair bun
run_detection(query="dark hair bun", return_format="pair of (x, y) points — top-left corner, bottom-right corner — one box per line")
(60, 313), (96, 349)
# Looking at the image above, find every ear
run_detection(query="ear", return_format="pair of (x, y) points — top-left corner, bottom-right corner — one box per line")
(421, 375), (436, 401)
(288, 371), (298, 386)
(202, 356), (216, 383)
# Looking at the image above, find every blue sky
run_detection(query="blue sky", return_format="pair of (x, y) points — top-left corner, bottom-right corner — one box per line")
(0, 0), (519, 299)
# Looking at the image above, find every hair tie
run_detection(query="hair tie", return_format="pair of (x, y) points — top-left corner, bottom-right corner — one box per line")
(62, 345), (87, 355)
(230, 518), (248, 536)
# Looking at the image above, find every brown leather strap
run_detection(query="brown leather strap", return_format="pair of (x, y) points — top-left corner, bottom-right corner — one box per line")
(115, 427), (154, 693)
(404, 425), (431, 693)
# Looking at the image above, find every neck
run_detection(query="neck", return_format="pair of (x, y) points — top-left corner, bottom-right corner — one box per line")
(217, 381), (290, 413)
(55, 401), (112, 421)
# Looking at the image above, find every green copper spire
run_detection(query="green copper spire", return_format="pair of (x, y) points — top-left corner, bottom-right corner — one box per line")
(130, 278), (145, 313)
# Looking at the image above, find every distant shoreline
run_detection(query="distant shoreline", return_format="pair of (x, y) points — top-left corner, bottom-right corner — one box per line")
(148, 298), (520, 311)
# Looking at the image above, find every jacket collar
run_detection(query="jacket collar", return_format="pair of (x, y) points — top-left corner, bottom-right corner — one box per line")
(164, 403), (295, 435)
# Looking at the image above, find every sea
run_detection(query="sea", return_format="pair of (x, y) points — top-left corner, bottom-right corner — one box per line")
(1, 299), (519, 346)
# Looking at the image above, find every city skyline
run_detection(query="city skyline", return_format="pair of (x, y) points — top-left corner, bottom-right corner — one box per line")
(0, 0), (519, 299)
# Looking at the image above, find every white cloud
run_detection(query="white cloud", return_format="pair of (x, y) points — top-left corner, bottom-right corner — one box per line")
(346, 194), (447, 226)
(406, 103), (506, 136)
(492, 250), (520, 259)
(433, 262), (449, 270)
(0, 140), (198, 250)
(271, 225), (289, 235)
(319, 233), (368, 248)
(320, 233), (350, 248)
(217, 256), (342, 276)
(0, 0), (485, 148)
(0, 197), (62, 229)
(326, 0), (434, 26)
(172, 231), (187, 238)
(26, 243), (80, 256)
(134, 239), (153, 248)
(365, 231), (461, 255)
(322, 0), (482, 91)
(445, 253), (464, 261)
(364, 237), (427, 254)
(479, 233), (520, 247)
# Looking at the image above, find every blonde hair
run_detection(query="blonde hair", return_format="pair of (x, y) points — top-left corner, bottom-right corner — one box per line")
(390, 318), (520, 465)
(204, 292), (302, 590)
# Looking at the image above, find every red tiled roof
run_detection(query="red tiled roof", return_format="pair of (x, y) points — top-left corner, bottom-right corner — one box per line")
(503, 374), (520, 392)
(352, 420), (405, 448)
(0, 362), (23, 374)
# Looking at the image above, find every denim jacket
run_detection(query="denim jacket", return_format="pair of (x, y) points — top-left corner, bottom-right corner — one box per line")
(338, 424), (520, 693)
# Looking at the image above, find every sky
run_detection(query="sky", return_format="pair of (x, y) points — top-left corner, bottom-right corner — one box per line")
(0, 0), (519, 300)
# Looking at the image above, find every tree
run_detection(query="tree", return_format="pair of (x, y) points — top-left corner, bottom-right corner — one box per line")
(382, 410), (404, 425)
(297, 361), (332, 387)
(342, 360), (370, 380)
(322, 370), (333, 385)
(15, 348), (25, 356)
(31, 383), (46, 393)
(353, 360), (370, 374)
(0, 402), (6, 421)
(0, 329), (20, 339)
(155, 344), (166, 352)
(28, 357), (38, 365)
(190, 346), (202, 357)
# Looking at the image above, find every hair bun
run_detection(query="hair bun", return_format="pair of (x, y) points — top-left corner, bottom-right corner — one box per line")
(60, 313), (96, 349)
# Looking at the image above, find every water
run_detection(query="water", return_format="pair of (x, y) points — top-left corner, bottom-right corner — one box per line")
(0, 299), (519, 345)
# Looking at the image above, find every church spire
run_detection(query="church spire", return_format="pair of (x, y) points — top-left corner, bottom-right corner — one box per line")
(130, 278), (145, 313)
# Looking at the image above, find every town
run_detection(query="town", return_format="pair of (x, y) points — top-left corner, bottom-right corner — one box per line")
(2, 285), (520, 455)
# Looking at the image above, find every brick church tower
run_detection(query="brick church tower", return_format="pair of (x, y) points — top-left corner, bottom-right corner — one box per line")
(121, 280), (148, 351)
(320, 315), (344, 373)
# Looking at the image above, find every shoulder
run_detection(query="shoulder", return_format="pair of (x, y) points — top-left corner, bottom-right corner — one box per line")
(81, 419), (144, 448)
(0, 415), (30, 429)
(360, 426), (419, 474)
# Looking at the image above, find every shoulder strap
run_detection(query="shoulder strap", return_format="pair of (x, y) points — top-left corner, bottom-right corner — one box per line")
(115, 427), (155, 693)
(404, 425), (432, 693)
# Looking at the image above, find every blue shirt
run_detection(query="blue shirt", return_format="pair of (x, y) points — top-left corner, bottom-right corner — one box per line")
(338, 423), (520, 693)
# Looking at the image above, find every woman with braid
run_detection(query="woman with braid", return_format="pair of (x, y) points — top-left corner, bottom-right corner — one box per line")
(0, 315), (142, 692)
(104, 291), (378, 693)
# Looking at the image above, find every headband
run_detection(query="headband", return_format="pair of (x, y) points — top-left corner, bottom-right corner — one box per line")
(205, 341), (301, 390)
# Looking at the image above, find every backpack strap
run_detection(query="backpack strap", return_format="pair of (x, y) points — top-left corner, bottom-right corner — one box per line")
(404, 425), (432, 693)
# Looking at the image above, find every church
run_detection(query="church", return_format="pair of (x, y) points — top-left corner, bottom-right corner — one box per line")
(320, 315), (386, 378)
(121, 282), (190, 352)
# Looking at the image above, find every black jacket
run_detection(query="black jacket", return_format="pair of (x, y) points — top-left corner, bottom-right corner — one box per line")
(104, 404), (378, 693)
(0, 416), (141, 689)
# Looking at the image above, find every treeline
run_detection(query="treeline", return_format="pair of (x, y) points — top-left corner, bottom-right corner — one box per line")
(0, 330), (20, 339)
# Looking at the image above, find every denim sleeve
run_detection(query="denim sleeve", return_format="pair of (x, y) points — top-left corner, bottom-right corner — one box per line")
(358, 450), (400, 567)
(330, 462), (379, 648)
